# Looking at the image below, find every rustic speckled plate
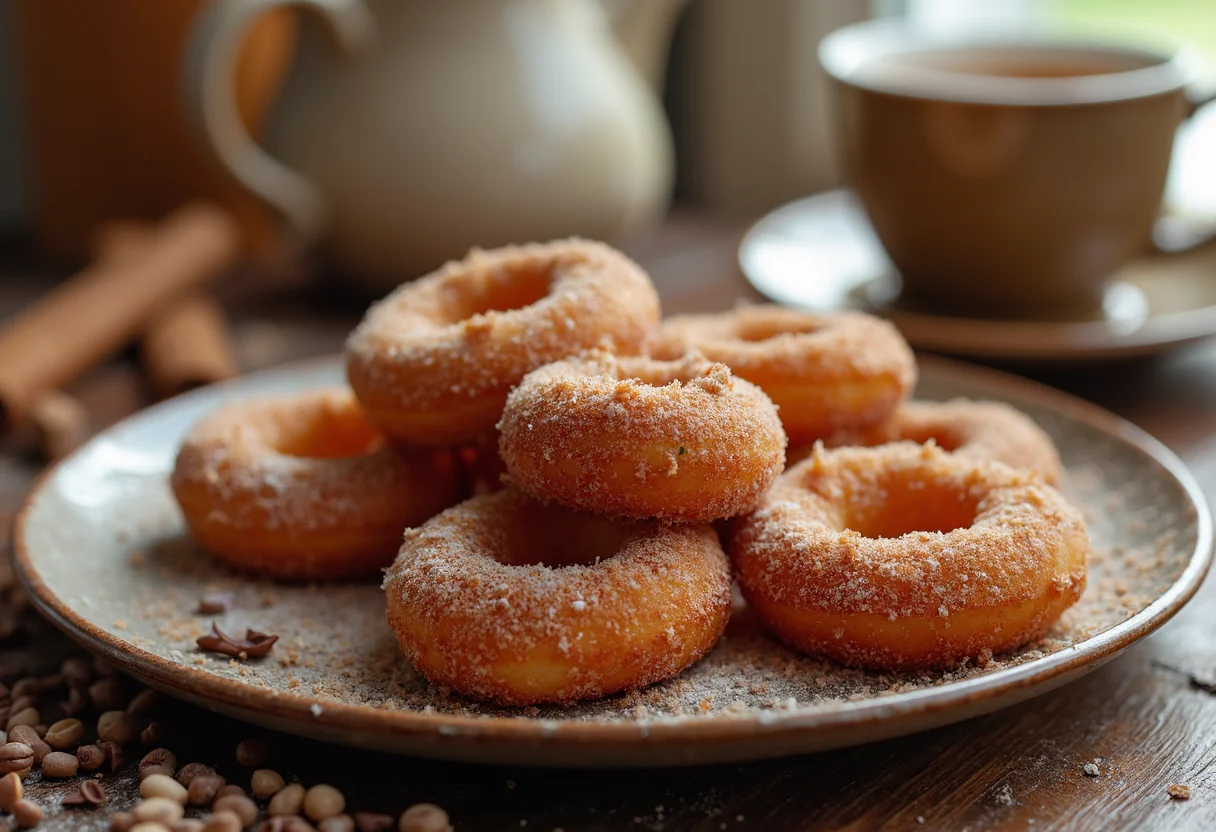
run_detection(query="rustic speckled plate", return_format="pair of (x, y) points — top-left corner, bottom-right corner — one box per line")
(14, 355), (1213, 767)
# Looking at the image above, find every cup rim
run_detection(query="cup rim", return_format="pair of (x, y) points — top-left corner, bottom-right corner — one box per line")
(819, 18), (1197, 106)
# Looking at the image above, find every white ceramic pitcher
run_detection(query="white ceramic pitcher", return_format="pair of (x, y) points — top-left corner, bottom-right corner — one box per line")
(185, 0), (686, 287)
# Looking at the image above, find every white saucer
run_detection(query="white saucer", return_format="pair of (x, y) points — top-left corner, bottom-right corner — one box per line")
(739, 189), (1216, 361)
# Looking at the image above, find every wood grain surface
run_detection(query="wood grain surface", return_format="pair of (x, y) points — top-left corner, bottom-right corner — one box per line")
(2, 217), (1215, 832)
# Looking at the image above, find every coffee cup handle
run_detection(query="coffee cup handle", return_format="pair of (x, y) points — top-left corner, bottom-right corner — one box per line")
(1152, 83), (1216, 254)
(183, 0), (375, 245)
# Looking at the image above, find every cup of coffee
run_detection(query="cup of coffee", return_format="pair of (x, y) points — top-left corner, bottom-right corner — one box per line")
(819, 20), (1210, 319)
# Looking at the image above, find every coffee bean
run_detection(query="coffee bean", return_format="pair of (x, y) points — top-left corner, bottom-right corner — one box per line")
(60, 657), (94, 687)
(133, 795), (185, 825)
(304, 785), (345, 823)
(8, 727), (50, 763)
(77, 744), (105, 771)
(354, 813), (394, 832)
(251, 769), (286, 799)
(93, 656), (118, 677)
(141, 773), (189, 804)
(10, 696), (36, 715)
(188, 774), (226, 806)
(215, 784), (246, 800)
(109, 812), (135, 832)
(173, 820), (205, 832)
(44, 718), (84, 750)
(0, 771), (22, 811)
(200, 811), (242, 832)
(176, 762), (217, 787)
(61, 779), (106, 807)
(0, 742), (34, 775)
(140, 722), (164, 745)
(397, 804), (452, 832)
(130, 822), (167, 832)
(0, 681), (9, 699)
(269, 783), (305, 816)
(59, 686), (89, 717)
(97, 711), (138, 744)
(140, 748), (178, 778)
(6, 707), (39, 731)
(320, 816), (355, 832)
(127, 689), (159, 716)
(40, 751), (79, 778)
(102, 740), (124, 773)
(236, 738), (271, 767)
(89, 678), (127, 712)
(141, 764), (174, 780)
(9, 679), (38, 700)
(37, 674), (65, 693)
(213, 794), (258, 827)
(13, 797), (42, 828)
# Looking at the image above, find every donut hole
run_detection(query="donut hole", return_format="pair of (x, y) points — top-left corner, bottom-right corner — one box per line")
(493, 503), (633, 568)
(841, 473), (978, 539)
(442, 260), (554, 322)
(273, 405), (384, 460)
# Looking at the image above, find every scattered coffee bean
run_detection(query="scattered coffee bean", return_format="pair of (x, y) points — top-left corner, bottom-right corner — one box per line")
(130, 822), (169, 832)
(77, 743), (105, 771)
(319, 815), (354, 832)
(0, 742), (34, 776)
(102, 740), (124, 773)
(141, 773), (189, 804)
(127, 689), (159, 716)
(133, 795), (185, 825)
(44, 717), (84, 750)
(200, 810), (243, 832)
(37, 673), (66, 692)
(60, 657), (94, 687)
(141, 764), (175, 780)
(6, 707), (39, 731)
(62, 780), (107, 807)
(173, 820), (205, 832)
(177, 762), (217, 787)
(197, 592), (235, 615)
(0, 771), (22, 811)
(140, 722), (164, 745)
(8, 727), (50, 763)
(397, 804), (452, 832)
(32, 725), (47, 738)
(213, 794), (258, 827)
(0, 681), (9, 699)
(110, 811), (135, 832)
(251, 769), (286, 799)
(41, 751), (79, 778)
(93, 656), (118, 676)
(9, 679), (38, 700)
(141, 748), (179, 777)
(98, 711), (138, 744)
(214, 784), (246, 800)
(304, 785), (345, 823)
(59, 686), (89, 717)
(13, 797), (42, 828)
(89, 678), (127, 711)
(354, 813), (394, 832)
(188, 774), (226, 806)
(236, 738), (272, 767)
(269, 783), (306, 816)
(10, 697), (37, 716)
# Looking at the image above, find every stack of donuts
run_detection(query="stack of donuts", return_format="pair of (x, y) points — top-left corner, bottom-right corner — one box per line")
(172, 239), (1089, 706)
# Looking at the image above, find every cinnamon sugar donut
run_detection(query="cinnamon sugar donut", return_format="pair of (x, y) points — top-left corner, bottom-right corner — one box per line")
(731, 443), (1088, 670)
(651, 305), (916, 442)
(384, 488), (732, 705)
(346, 240), (661, 446)
(798, 399), (1062, 484)
(497, 351), (786, 522)
(172, 388), (459, 580)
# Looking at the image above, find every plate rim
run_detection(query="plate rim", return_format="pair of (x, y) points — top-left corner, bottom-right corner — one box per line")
(13, 354), (1214, 759)
(739, 189), (1216, 360)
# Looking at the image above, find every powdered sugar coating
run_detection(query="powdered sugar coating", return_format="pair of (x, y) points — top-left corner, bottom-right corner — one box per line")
(383, 489), (732, 705)
(731, 442), (1088, 669)
(652, 305), (916, 441)
(796, 398), (1062, 484)
(346, 239), (661, 446)
(171, 387), (459, 579)
(498, 351), (787, 522)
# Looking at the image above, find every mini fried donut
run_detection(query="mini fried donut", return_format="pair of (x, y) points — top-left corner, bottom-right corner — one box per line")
(498, 351), (786, 522)
(172, 388), (459, 580)
(346, 240), (661, 446)
(731, 443), (1088, 670)
(651, 305), (916, 442)
(792, 399), (1062, 484)
(384, 488), (732, 705)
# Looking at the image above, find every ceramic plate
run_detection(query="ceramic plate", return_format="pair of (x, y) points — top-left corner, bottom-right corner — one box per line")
(14, 356), (1212, 767)
(740, 189), (1216, 361)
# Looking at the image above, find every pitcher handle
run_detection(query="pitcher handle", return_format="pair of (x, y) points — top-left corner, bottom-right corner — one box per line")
(183, 0), (375, 244)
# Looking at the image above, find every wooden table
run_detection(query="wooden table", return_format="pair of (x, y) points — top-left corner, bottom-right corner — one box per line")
(3, 216), (1216, 831)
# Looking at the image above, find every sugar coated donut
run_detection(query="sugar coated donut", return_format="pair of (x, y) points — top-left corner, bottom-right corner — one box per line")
(651, 305), (916, 442)
(384, 488), (732, 705)
(346, 240), (661, 446)
(172, 388), (459, 580)
(801, 398), (1061, 484)
(497, 351), (786, 522)
(731, 443), (1088, 670)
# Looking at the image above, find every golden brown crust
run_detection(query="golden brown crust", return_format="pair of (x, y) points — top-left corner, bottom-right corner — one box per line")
(497, 352), (787, 522)
(346, 239), (661, 446)
(793, 398), (1063, 484)
(730, 443), (1088, 670)
(651, 305), (916, 442)
(171, 388), (459, 580)
(383, 489), (732, 705)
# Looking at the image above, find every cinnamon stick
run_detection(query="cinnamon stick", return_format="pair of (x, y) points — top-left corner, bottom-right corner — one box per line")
(29, 390), (91, 461)
(0, 202), (240, 429)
